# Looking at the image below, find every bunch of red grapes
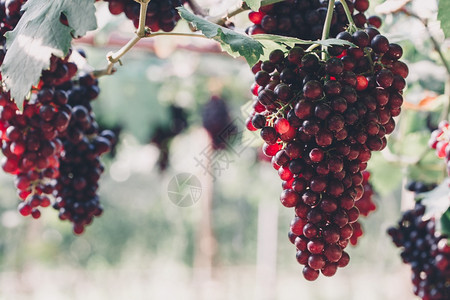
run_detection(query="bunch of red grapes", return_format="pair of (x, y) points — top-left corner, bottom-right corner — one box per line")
(388, 203), (450, 300)
(429, 120), (450, 176)
(247, 0), (381, 40)
(0, 0), (115, 234)
(246, 11), (407, 278)
(103, 0), (187, 32)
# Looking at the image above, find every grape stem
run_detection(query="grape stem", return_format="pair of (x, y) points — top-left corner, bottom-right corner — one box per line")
(340, 0), (357, 33)
(320, 0), (335, 60)
(93, 31), (208, 77)
(210, 2), (249, 26)
(95, 0), (152, 77)
(94, 0), (206, 78)
(402, 11), (450, 75)
(210, 0), (286, 26)
(93, 0), (290, 77)
(401, 9), (450, 121)
(306, 44), (321, 52)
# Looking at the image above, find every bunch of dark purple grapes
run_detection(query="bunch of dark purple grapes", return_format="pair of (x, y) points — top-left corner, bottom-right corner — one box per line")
(150, 104), (188, 171)
(388, 203), (450, 300)
(104, 0), (187, 32)
(247, 0), (381, 40)
(245, 26), (408, 280)
(51, 73), (115, 234)
(202, 96), (236, 150)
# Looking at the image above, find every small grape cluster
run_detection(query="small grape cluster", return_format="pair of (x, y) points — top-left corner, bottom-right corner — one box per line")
(350, 170), (376, 245)
(429, 121), (450, 176)
(246, 26), (407, 280)
(247, 0), (381, 40)
(150, 105), (189, 171)
(53, 73), (114, 235)
(104, 0), (186, 32)
(202, 96), (236, 150)
(388, 203), (450, 300)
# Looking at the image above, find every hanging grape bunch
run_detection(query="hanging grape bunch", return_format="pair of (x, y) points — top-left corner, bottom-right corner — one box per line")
(388, 203), (450, 299)
(245, 0), (408, 279)
(104, 0), (187, 32)
(0, 0), (115, 234)
(0, 55), (77, 219)
(247, 0), (382, 40)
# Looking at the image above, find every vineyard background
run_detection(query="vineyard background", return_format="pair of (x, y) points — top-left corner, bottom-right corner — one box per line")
(0, 0), (448, 299)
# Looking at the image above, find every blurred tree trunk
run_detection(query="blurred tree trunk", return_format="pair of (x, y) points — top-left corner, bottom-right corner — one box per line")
(193, 133), (218, 297)
(255, 200), (279, 300)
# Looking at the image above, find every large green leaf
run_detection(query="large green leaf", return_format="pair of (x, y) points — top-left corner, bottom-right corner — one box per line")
(177, 7), (264, 66)
(178, 6), (356, 66)
(420, 178), (450, 233)
(438, 0), (450, 38)
(1, 0), (97, 107)
(367, 152), (403, 196)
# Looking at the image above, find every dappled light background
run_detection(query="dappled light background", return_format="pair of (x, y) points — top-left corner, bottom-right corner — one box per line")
(1, 0), (448, 299)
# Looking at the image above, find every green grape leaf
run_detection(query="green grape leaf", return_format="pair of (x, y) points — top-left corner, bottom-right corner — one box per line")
(441, 208), (450, 237)
(406, 150), (444, 184)
(177, 6), (264, 66)
(367, 152), (403, 196)
(1, 0), (97, 108)
(438, 0), (450, 38)
(420, 178), (450, 233)
(393, 131), (430, 157)
(254, 35), (356, 62)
